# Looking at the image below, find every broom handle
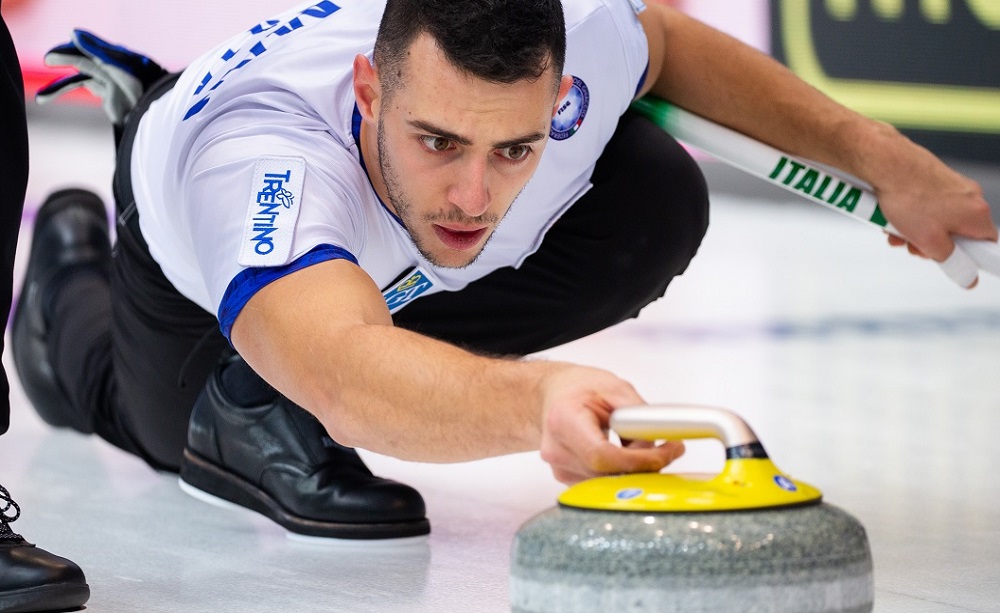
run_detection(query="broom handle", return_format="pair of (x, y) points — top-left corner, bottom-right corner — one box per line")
(631, 96), (1000, 287)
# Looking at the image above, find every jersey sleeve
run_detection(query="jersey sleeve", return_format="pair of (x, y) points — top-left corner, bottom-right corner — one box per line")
(566, 0), (650, 107)
(179, 108), (369, 340)
(605, 0), (651, 101)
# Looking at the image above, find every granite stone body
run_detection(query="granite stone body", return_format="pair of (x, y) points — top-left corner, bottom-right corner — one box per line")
(510, 502), (873, 612)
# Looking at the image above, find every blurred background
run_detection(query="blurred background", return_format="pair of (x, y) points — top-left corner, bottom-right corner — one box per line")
(11, 0), (1000, 217)
(7, 0), (997, 219)
(7, 0), (998, 163)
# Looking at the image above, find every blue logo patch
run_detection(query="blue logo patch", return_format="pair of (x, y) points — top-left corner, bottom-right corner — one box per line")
(550, 76), (590, 141)
(238, 156), (305, 266)
(383, 269), (433, 313)
(773, 475), (798, 492)
(615, 488), (644, 501)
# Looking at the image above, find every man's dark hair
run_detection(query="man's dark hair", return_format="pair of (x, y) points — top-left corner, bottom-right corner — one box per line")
(373, 0), (566, 98)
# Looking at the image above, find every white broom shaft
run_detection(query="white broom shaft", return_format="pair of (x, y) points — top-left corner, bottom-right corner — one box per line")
(632, 97), (999, 283)
(654, 101), (887, 230)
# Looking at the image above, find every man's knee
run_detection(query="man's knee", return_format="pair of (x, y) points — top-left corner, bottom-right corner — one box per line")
(587, 110), (710, 321)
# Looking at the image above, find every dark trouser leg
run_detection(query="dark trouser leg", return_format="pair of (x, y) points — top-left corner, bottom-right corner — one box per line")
(393, 109), (710, 355)
(0, 9), (27, 434)
(104, 73), (229, 471)
(105, 213), (229, 471)
(42, 189), (226, 476)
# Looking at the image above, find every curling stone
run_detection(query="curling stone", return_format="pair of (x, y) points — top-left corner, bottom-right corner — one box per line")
(511, 405), (873, 612)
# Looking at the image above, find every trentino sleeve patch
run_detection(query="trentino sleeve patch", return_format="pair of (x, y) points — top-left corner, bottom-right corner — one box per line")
(217, 243), (359, 340)
(238, 156), (307, 267)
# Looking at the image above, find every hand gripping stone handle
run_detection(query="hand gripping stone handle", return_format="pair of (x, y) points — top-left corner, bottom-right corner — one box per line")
(611, 405), (769, 459)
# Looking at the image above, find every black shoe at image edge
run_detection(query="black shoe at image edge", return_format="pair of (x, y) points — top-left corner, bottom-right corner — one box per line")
(0, 485), (90, 613)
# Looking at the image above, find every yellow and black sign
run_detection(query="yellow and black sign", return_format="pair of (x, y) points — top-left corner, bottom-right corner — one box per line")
(771, 0), (1000, 161)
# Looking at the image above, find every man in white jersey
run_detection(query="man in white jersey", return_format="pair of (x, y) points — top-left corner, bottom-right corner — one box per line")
(14, 0), (997, 541)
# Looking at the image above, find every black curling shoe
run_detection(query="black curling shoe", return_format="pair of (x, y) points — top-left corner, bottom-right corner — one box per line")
(179, 356), (430, 540)
(0, 484), (90, 613)
(11, 189), (110, 433)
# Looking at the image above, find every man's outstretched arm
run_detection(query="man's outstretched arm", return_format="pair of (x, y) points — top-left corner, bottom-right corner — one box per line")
(636, 4), (996, 269)
(231, 259), (683, 483)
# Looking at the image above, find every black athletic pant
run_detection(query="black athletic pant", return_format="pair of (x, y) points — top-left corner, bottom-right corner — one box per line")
(51, 79), (710, 471)
(0, 6), (28, 435)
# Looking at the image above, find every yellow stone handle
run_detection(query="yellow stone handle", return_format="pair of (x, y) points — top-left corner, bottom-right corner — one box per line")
(553, 405), (824, 511)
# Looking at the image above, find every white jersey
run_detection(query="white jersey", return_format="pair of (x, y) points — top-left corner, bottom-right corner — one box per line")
(130, 0), (649, 338)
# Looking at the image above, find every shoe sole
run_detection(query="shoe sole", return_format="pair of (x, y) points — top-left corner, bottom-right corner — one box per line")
(178, 449), (431, 540)
(0, 582), (90, 613)
(178, 480), (429, 548)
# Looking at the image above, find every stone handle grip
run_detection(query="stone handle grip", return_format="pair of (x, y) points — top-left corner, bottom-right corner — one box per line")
(610, 405), (760, 450)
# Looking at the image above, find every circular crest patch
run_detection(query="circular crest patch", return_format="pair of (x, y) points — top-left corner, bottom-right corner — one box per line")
(550, 76), (590, 141)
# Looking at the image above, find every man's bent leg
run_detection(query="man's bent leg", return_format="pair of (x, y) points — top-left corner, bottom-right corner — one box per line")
(10, 71), (228, 470)
(11, 184), (218, 471)
(16, 189), (112, 435)
(393, 109), (710, 355)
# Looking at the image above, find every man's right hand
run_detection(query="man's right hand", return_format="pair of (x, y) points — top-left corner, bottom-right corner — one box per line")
(538, 365), (685, 484)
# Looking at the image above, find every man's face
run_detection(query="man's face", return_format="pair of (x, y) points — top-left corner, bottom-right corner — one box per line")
(370, 34), (564, 268)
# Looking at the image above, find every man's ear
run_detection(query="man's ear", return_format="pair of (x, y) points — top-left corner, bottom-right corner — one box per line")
(552, 74), (574, 117)
(353, 54), (380, 121)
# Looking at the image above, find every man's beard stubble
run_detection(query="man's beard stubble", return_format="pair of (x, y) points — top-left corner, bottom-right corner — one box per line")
(376, 115), (511, 269)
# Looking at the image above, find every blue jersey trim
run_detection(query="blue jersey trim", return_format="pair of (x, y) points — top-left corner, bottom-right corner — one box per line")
(217, 243), (358, 341)
(634, 61), (649, 98)
(352, 103), (404, 227)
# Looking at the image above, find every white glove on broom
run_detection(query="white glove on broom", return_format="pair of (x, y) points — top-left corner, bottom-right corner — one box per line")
(36, 29), (167, 124)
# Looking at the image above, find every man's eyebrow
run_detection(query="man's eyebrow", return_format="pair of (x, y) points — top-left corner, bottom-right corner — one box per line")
(408, 119), (548, 149)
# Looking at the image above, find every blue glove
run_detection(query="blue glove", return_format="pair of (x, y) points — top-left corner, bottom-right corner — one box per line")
(36, 29), (167, 124)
